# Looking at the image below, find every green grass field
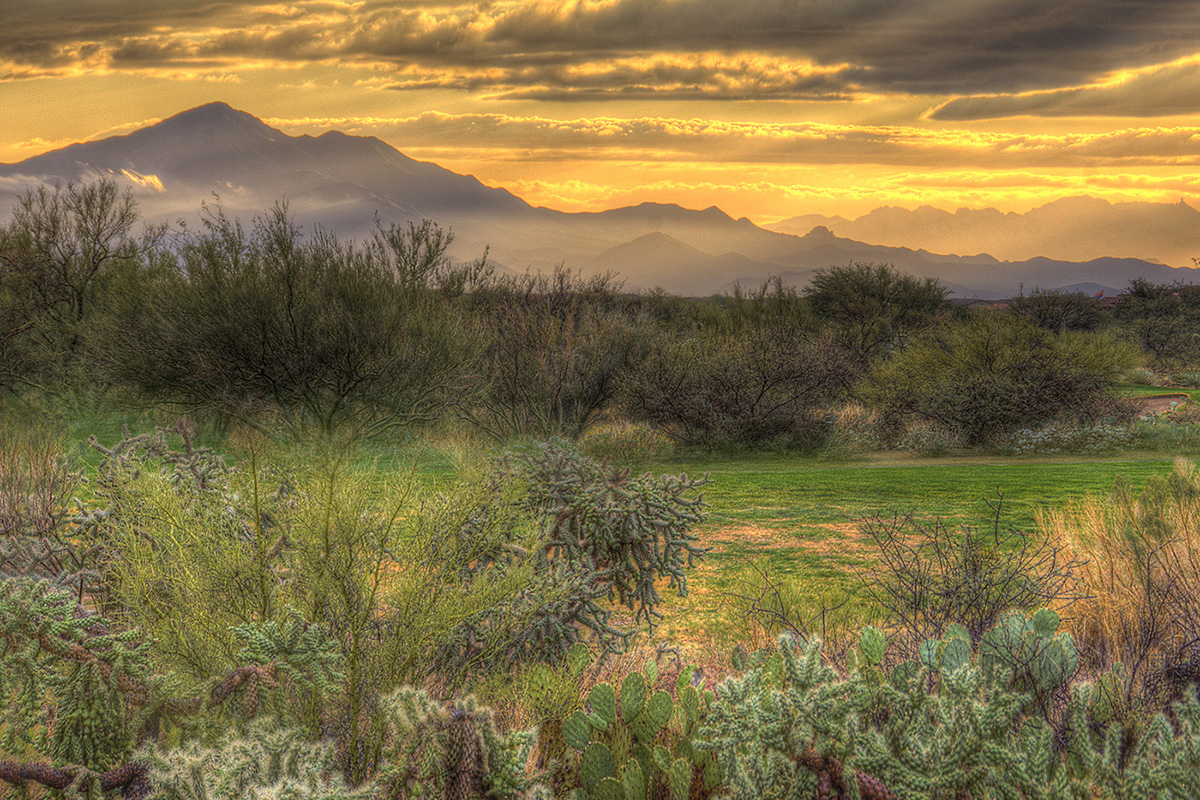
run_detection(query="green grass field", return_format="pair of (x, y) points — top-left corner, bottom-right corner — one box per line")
(650, 452), (1180, 647)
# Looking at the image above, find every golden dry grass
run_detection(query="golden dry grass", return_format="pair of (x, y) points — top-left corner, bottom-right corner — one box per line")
(1039, 458), (1200, 668)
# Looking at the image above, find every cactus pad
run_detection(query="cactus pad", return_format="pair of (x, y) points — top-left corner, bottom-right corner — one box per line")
(591, 683), (618, 726)
(581, 742), (617, 793)
(621, 672), (647, 721)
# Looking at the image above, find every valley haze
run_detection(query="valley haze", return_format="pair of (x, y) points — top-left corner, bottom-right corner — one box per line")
(2, 102), (1198, 299)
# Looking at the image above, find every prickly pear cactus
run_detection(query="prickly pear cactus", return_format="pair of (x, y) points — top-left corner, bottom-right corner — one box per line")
(979, 608), (1078, 700)
(523, 641), (593, 772)
(558, 657), (722, 800)
(919, 622), (973, 676)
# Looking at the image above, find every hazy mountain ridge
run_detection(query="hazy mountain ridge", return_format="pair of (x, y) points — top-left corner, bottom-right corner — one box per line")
(769, 197), (1200, 268)
(3, 102), (1198, 298)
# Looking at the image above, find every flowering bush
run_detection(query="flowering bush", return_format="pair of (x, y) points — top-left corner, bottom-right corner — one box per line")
(896, 421), (962, 456)
(1006, 421), (1132, 455)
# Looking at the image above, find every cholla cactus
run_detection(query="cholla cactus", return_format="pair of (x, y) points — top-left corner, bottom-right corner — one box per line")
(438, 440), (709, 671)
(1085, 685), (1200, 799)
(700, 624), (1093, 800)
(700, 612), (1200, 800)
(377, 687), (550, 800)
(143, 722), (372, 800)
(1, 578), (150, 769)
(227, 607), (345, 723)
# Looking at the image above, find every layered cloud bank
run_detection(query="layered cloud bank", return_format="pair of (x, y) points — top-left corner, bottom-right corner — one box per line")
(7, 0), (1200, 107)
(3, 1), (1200, 219)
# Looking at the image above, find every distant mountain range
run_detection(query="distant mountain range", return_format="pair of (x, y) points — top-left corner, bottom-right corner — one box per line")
(3, 102), (1198, 298)
(769, 198), (1200, 270)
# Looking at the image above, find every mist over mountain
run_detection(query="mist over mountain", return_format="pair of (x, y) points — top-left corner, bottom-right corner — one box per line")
(3, 102), (1199, 297)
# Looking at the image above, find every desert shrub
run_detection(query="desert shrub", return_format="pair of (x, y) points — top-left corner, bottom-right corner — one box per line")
(1170, 370), (1200, 388)
(804, 262), (948, 365)
(0, 428), (89, 592)
(1127, 417), (1200, 455)
(466, 268), (650, 440)
(1126, 366), (1164, 386)
(1041, 460), (1200, 716)
(1112, 278), (1200, 363)
(863, 314), (1137, 446)
(81, 428), (707, 783)
(577, 421), (675, 469)
(84, 427), (551, 783)
(103, 206), (482, 438)
(1009, 287), (1103, 333)
(858, 497), (1081, 653)
(722, 562), (859, 658)
(0, 179), (162, 394)
(622, 327), (852, 449)
(895, 420), (963, 456)
(821, 401), (886, 455)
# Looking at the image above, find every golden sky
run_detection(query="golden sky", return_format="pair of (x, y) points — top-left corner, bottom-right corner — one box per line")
(3, 0), (1200, 222)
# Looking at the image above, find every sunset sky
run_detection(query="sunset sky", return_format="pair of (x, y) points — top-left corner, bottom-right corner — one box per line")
(3, 0), (1200, 223)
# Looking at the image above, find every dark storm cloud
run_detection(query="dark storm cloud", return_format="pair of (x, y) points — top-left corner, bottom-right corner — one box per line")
(930, 58), (1200, 120)
(0, 1), (246, 58)
(4, 0), (1200, 108)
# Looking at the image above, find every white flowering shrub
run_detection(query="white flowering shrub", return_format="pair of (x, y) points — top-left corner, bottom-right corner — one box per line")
(1006, 422), (1132, 455)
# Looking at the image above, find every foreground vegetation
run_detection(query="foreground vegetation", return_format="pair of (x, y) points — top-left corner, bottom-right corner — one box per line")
(7, 181), (1200, 798)
(5, 419), (1200, 799)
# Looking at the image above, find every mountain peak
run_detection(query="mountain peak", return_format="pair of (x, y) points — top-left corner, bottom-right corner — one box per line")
(802, 225), (838, 241)
(150, 102), (277, 138)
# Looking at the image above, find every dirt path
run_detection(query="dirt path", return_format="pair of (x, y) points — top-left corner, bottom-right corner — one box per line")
(1136, 393), (1189, 415)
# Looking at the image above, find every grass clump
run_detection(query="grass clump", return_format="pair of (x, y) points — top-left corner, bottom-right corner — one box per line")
(577, 421), (675, 471)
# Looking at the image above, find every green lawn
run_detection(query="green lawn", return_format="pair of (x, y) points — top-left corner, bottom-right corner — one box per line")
(650, 453), (1179, 647)
(1120, 383), (1198, 401)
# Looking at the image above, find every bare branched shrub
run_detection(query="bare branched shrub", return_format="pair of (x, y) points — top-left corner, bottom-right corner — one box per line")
(0, 431), (77, 537)
(723, 561), (857, 662)
(858, 494), (1081, 656)
(466, 267), (649, 440)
